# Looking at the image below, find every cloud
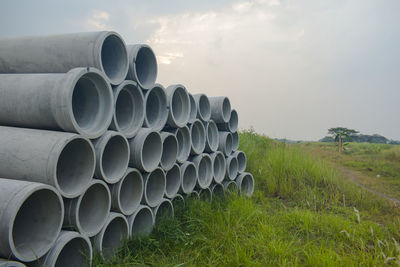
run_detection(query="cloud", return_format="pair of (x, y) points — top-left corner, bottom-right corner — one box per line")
(86, 10), (110, 30)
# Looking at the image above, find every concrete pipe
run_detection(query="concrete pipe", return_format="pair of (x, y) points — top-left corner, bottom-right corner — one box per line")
(0, 259), (25, 267)
(31, 231), (92, 267)
(93, 131), (130, 184)
(191, 153), (213, 189)
(0, 67), (114, 139)
(128, 129), (162, 172)
(225, 156), (239, 181)
(160, 132), (178, 171)
(218, 131), (233, 156)
(91, 212), (129, 260)
(165, 85), (190, 128)
(126, 44), (158, 90)
(0, 179), (63, 262)
(0, 31), (128, 85)
(188, 93), (197, 124)
(187, 190), (200, 199)
(165, 164), (181, 199)
(204, 120), (219, 153)
(172, 194), (185, 207)
(236, 173), (255, 197)
(128, 205), (154, 237)
(208, 96), (231, 123)
(169, 126), (191, 163)
(179, 161), (197, 194)
(109, 168), (143, 216)
(217, 109), (238, 133)
(199, 187), (212, 202)
(110, 81), (145, 138)
(193, 94), (211, 122)
(232, 151), (247, 173)
(141, 168), (166, 208)
(0, 126), (94, 198)
(210, 183), (225, 199)
(64, 180), (111, 237)
(222, 180), (239, 194)
(209, 151), (226, 184)
(232, 131), (239, 151)
(190, 119), (206, 155)
(143, 84), (168, 131)
(152, 199), (174, 225)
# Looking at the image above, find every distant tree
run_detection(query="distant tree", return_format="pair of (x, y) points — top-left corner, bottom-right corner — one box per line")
(328, 127), (359, 152)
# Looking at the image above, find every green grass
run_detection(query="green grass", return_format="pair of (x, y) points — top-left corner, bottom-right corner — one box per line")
(96, 131), (400, 266)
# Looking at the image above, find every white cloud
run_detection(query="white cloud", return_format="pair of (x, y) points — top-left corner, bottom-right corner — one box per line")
(86, 10), (110, 30)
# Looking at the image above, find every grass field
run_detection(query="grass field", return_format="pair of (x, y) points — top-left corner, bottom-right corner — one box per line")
(96, 131), (400, 266)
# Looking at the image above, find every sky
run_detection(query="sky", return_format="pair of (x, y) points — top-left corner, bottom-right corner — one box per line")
(1, 0), (399, 140)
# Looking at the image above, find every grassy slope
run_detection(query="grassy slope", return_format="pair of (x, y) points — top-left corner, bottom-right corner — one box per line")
(98, 131), (400, 266)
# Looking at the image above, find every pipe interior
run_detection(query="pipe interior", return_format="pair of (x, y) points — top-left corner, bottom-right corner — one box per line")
(212, 184), (225, 197)
(228, 157), (238, 179)
(214, 153), (225, 183)
(166, 165), (180, 197)
(198, 95), (211, 120)
(101, 34), (128, 84)
(176, 128), (190, 161)
(101, 217), (128, 259)
(54, 236), (91, 267)
(226, 133), (233, 155)
(135, 46), (157, 89)
(131, 208), (153, 236)
(226, 182), (238, 193)
(142, 132), (162, 171)
(188, 94), (197, 122)
(146, 88), (166, 129)
(146, 169), (165, 206)
(12, 189), (62, 260)
(222, 98), (231, 122)
(57, 138), (94, 196)
(207, 122), (219, 150)
(237, 152), (247, 172)
(161, 135), (177, 168)
(102, 135), (129, 182)
(79, 183), (109, 235)
(241, 174), (254, 196)
(115, 89), (133, 131)
(171, 87), (189, 125)
(198, 156), (212, 186)
(232, 132), (239, 151)
(229, 110), (238, 132)
(182, 164), (196, 193)
(191, 121), (205, 153)
(120, 171), (143, 214)
(200, 189), (212, 201)
(155, 201), (173, 223)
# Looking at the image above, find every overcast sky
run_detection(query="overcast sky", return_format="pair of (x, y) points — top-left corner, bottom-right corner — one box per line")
(1, 0), (399, 140)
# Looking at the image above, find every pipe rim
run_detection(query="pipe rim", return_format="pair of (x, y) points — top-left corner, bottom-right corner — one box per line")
(211, 183), (225, 198)
(160, 132), (178, 171)
(225, 133), (234, 155)
(172, 194), (185, 207)
(143, 168), (166, 207)
(128, 205), (154, 237)
(165, 163), (181, 198)
(117, 168), (143, 215)
(228, 109), (239, 133)
(233, 151), (247, 173)
(237, 173), (255, 197)
(188, 93), (197, 123)
(199, 188), (212, 202)
(180, 162), (197, 194)
(195, 94), (211, 121)
(140, 130), (163, 172)
(190, 119), (206, 155)
(143, 84), (168, 131)
(205, 120), (219, 152)
(211, 151), (226, 183)
(223, 180), (238, 193)
(166, 85), (190, 128)
(128, 44), (158, 90)
(221, 97), (232, 123)
(232, 131), (239, 151)
(154, 199), (174, 224)
(227, 156), (239, 181)
(194, 154), (213, 189)
(175, 126), (191, 163)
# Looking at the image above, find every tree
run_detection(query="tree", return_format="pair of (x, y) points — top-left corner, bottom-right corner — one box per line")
(327, 127), (359, 152)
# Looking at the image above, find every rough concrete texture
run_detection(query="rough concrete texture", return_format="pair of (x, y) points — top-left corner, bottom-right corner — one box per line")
(232, 150), (247, 173)
(143, 84), (168, 131)
(0, 179), (63, 262)
(210, 183), (225, 198)
(91, 212), (129, 260)
(109, 168), (143, 216)
(165, 163), (181, 198)
(160, 132), (178, 171)
(218, 131), (233, 156)
(165, 85), (190, 128)
(225, 156), (239, 181)
(222, 180), (239, 194)
(152, 199), (174, 225)
(179, 161), (197, 194)
(217, 109), (238, 133)
(204, 120), (219, 152)
(93, 131), (130, 184)
(191, 153), (213, 189)
(141, 168), (166, 207)
(190, 119), (206, 155)
(0, 68), (114, 139)
(232, 131), (239, 151)
(129, 128), (162, 172)
(209, 151), (227, 184)
(128, 205), (154, 237)
(0, 31), (128, 85)
(126, 44), (158, 90)
(199, 187), (212, 202)
(208, 96), (231, 123)
(0, 126), (94, 198)
(236, 173), (255, 197)
(169, 126), (191, 163)
(188, 93), (197, 124)
(193, 94), (211, 122)
(110, 80), (145, 138)
(63, 180), (111, 237)
(31, 231), (92, 267)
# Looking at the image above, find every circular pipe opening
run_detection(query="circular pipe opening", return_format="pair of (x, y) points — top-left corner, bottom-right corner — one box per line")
(101, 134), (129, 183)
(129, 45), (158, 89)
(144, 168), (166, 207)
(154, 200), (174, 224)
(71, 72), (113, 138)
(141, 131), (162, 172)
(212, 152), (226, 183)
(199, 188), (212, 202)
(197, 94), (211, 121)
(239, 173), (255, 197)
(168, 86), (190, 127)
(100, 33), (128, 85)
(226, 133), (233, 155)
(161, 133), (178, 171)
(11, 188), (63, 261)
(56, 137), (94, 198)
(144, 85), (168, 131)
(175, 127), (191, 163)
(227, 157), (239, 180)
(235, 151), (247, 173)
(172, 194), (185, 207)
(229, 110), (238, 132)
(224, 181), (238, 193)
(118, 170), (143, 215)
(165, 164), (180, 198)
(221, 97), (231, 123)
(190, 120), (206, 155)
(232, 132), (239, 151)
(211, 183), (224, 198)
(196, 154), (213, 188)
(78, 182), (110, 237)
(129, 206), (154, 236)
(100, 214), (129, 259)
(53, 233), (92, 267)
(205, 121), (219, 152)
(181, 162), (196, 194)
(188, 93), (197, 123)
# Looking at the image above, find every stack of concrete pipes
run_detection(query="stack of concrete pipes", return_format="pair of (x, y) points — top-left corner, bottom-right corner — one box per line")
(0, 31), (254, 267)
